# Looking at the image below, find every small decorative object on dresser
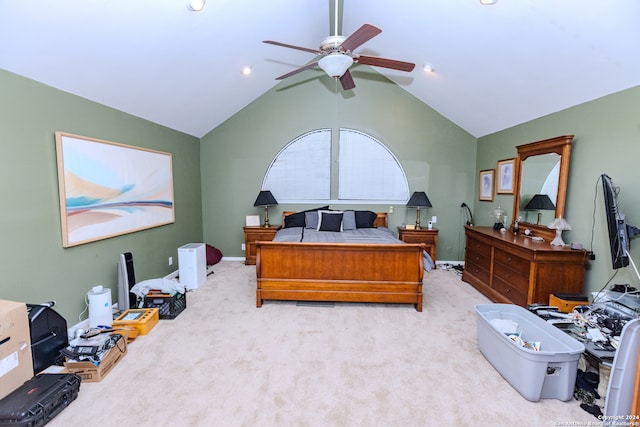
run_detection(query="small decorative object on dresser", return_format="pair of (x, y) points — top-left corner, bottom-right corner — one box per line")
(397, 226), (438, 263)
(548, 217), (572, 246)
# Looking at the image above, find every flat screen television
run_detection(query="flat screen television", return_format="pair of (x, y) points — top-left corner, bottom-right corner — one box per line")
(601, 174), (640, 269)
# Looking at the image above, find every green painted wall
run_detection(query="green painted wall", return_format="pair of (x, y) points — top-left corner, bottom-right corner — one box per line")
(475, 85), (640, 298)
(5, 62), (635, 323)
(200, 68), (478, 262)
(0, 69), (203, 323)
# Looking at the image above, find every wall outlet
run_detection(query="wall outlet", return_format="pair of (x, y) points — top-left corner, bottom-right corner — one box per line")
(389, 206), (394, 213)
(431, 216), (437, 224)
(241, 243), (246, 251)
(168, 256), (173, 266)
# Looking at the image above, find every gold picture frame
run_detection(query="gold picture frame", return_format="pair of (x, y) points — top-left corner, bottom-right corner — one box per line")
(496, 158), (515, 194)
(479, 169), (495, 201)
(55, 132), (175, 247)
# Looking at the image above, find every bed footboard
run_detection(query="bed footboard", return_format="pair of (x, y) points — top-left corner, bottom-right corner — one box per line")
(255, 242), (424, 311)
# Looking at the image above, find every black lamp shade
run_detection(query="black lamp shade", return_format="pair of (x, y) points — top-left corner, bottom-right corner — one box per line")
(406, 191), (432, 208)
(254, 190), (278, 207)
(524, 194), (555, 210)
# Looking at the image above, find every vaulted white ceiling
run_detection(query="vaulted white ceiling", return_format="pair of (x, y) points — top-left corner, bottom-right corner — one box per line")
(1, 0), (638, 138)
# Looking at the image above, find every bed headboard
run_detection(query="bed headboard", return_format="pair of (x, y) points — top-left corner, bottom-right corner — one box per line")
(374, 212), (388, 227)
(281, 210), (388, 228)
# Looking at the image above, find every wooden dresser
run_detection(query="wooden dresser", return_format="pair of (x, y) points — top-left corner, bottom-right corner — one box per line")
(462, 226), (588, 307)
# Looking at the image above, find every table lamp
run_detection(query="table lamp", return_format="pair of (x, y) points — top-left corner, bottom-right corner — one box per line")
(548, 217), (571, 246)
(406, 191), (432, 229)
(524, 194), (555, 225)
(253, 190), (278, 227)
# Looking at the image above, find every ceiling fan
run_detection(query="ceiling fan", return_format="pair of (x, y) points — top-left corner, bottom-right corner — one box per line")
(263, 0), (415, 90)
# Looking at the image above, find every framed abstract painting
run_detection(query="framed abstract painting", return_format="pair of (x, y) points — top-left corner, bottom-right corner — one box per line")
(55, 132), (175, 247)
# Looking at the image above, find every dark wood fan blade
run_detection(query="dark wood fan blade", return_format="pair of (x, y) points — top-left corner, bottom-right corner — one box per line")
(355, 54), (415, 72)
(339, 70), (356, 90)
(263, 40), (321, 55)
(275, 61), (320, 80)
(340, 24), (382, 52)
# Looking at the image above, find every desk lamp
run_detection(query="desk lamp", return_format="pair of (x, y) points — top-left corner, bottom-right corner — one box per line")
(406, 191), (432, 229)
(254, 190), (278, 227)
(524, 194), (555, 225)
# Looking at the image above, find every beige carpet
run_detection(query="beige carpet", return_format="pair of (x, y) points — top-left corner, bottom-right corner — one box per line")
(49, 261), (596, 427)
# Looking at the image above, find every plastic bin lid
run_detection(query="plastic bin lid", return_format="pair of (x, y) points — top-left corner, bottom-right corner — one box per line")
(604, 318), (640, 419)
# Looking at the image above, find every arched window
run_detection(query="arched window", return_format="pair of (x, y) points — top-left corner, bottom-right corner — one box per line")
(338, 129), (409, 201)
(263, 128), (409, 203)
(263, 129), (331, 201)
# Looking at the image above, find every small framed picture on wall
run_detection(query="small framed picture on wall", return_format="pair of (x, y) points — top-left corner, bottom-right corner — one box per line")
(479, 169), (495, 201)
(496, 158), (515, 194)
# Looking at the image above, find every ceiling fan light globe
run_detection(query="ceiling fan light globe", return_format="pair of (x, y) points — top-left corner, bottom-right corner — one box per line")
(187, 0), (206, 11)
(319, 54), (353, 78)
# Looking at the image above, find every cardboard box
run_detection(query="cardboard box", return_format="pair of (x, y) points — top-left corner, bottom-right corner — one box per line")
(0, 300), (34, 399)
(64, 335), (127, 382)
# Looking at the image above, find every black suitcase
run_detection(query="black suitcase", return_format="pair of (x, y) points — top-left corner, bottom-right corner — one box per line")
(0, 373), (81, 427)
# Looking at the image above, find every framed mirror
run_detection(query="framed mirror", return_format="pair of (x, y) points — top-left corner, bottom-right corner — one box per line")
(512, 135), (574, 240)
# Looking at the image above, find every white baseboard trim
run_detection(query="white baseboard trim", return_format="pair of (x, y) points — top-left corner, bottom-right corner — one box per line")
(222, 256), (245, 262)
(164, 269), (179, 280)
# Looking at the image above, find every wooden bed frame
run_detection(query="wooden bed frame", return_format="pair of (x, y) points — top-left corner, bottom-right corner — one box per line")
(255, 212), (425, 311)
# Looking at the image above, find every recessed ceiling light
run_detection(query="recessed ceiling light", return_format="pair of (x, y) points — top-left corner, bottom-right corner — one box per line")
(241, 66), (252, 76)
(423, 63), (435, 73)
(187, 0), (206, 12)
(480, 0), (497, 5)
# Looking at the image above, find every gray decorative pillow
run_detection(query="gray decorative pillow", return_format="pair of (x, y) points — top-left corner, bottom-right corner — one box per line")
(305, 211), (319, 229)
(342, 210), (356, 230)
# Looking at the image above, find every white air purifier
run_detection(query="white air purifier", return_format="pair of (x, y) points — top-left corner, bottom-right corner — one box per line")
(178, 243), (206, 290)
(87, 285), (112, 327)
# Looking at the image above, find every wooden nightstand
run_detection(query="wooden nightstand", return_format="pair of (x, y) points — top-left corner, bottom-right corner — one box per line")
(397, 226), (438, 262)
(243, 226), (279, 265)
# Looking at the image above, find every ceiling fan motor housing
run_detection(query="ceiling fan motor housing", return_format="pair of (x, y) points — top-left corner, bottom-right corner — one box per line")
(320, 35), (348, 53)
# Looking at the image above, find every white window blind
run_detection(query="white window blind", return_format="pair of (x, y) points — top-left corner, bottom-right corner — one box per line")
(263, 128), (408, 203)
(338, 129), (409, 201)
(263, 129), (331, 201)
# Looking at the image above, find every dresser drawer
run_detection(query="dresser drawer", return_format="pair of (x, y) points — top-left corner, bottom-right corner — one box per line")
(492, 276), (528, 306)
(494, 249), (530, 273)
(466, 247), (491, 271)
(464, 262), (491, 285)
(466, 238), (492, 256)
(493, 260), (530, 293)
